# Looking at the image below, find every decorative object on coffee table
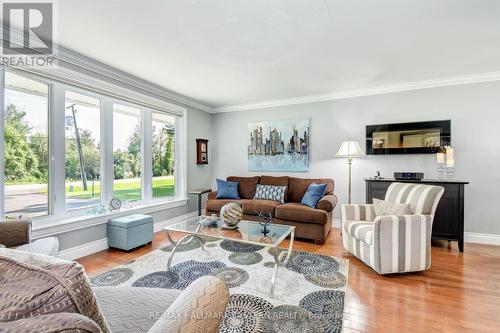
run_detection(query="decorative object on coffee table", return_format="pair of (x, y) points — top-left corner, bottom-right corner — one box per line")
(196, 138), (209, 164)
(335, 140), (365, 203)
(220, 202), (243, 228)
(258, 211), (272, 235)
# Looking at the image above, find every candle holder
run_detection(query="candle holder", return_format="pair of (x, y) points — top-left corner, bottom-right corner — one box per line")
(437, 163), (446, 179)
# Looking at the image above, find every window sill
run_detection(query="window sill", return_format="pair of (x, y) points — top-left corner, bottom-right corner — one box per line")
(32, 197), (189, 239)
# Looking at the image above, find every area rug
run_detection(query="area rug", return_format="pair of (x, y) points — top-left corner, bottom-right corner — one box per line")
(90, 238), (349, 333)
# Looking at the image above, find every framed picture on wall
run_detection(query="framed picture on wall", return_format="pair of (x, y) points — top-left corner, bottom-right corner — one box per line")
(196, 139), (208, 164)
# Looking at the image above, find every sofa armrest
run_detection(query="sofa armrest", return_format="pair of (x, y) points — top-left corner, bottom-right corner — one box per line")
(208, 191), (217, 200)
(0, 313), (102, 333)
(317, 194), (338, 212)
(0, 219), (31, 248)
(147, 276), (229, 333)
(341, 204), (376, 223)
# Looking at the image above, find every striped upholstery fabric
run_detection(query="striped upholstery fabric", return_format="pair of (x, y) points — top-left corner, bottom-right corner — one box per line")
(385, 183), (443, 215)
(341, 183), (444, 274)
(343, 220), (374, 245)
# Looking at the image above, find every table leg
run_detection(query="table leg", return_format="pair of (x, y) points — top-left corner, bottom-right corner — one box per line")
(270, 229), (295, 298)
(166, 232), (205, 270)
(270, 251), (280, 299)
(197, 194), (202, 216)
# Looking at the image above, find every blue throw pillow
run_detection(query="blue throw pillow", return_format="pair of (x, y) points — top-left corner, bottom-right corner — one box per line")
(216, 179), (240, 199)
(301, 183), (327, 208)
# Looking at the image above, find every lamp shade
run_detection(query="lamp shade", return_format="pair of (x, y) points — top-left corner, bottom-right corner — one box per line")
(335, 140), (365, 158)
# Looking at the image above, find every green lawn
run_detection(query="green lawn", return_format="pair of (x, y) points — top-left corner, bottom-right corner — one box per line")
(65, 176), (175, 201)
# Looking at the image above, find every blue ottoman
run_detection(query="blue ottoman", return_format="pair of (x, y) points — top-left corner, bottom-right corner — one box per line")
(108, 214), (154, 251)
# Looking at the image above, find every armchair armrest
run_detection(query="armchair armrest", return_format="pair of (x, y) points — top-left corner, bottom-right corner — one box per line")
(317, 194), (338, 212)
(0, 219), (31, 248)
(341, 204), (376, 222)
(372, 214), (433, 273)
(147, 276), (229, 333)
(207, 191), (217, 200)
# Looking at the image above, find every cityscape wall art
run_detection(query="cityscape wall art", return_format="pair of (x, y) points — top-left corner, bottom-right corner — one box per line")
(247, 118), (310, 172)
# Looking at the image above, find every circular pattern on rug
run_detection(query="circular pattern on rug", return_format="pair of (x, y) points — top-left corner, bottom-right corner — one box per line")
(160, 239), (201, 253)
(131, 270), (179, 289)
(198, 235), (219, 243)
(299, 290), (345, 333)
(305, 272), (347, 289)
(221, 240), (264, 253)
(253, 269), (301, 301)
(229, 252), (263, 265)
(91, 268), (134, 286)
(286, 251), (339, 275)
(263, 305), (324, 333)
(220, 294), (273, 333)
(171, 260), (226, 289)
(268, 247), (286, 257)
(263, 261), (277, 269)
(206, 243), (218, 248)
(213, 267), (249, 288)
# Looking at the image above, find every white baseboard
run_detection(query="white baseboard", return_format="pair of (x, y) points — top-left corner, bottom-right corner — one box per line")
(58, 238), (109, 260)
(59, 211), (200, 260)
(465, 232), (500, 246)
(154, 211), (199, 232)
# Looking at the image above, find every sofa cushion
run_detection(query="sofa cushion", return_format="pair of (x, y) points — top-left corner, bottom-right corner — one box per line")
(253, 184), (286, 204)
(288, 177), (334, 203)
(242, 200), (281, 216)
(301, 183), (328, 208)
(275, 203), (329, 225)
(0, 248), (110, 333)
(206, 199), (245, 212)
(260, 176), (290, 201)
(227, 176), (260, 199)
(343, 220), (374, 245)
(216, 179), (240, 199)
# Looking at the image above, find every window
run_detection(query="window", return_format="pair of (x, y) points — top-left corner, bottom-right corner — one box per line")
(65, 91), (101, 210)
(0, 68), (186, 223)
(113, 104), (142, 202)
(3, 72), (49, 218)
(152, 112), (175, 199)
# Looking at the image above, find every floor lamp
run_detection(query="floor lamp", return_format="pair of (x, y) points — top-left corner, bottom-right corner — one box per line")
(335, 140), (365, 204)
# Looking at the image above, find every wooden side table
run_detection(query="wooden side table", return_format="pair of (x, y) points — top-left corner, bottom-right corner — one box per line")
(188, 189), (212, 216)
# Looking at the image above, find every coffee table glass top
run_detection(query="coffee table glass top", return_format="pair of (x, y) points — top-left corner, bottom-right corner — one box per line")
(164, 216), (295, 248)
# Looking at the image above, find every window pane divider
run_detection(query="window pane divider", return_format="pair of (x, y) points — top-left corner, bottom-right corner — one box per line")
(0, 68), (5, 218)
(50, 84), (66, 215)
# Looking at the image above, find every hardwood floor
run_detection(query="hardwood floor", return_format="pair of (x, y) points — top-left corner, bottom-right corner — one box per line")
(77, 228), (500, 333)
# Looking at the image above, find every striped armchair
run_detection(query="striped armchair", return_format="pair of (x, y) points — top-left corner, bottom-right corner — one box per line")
(341, 183), (444, 274)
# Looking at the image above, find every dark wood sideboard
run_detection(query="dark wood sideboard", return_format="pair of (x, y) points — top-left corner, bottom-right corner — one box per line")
(365, 178), (469, 252)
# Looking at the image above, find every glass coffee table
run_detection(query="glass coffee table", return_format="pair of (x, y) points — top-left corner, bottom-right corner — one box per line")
(163, 216), (295, 298)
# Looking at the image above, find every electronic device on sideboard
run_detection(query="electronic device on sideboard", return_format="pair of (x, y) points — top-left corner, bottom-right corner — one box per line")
(394, 172), (424, 181)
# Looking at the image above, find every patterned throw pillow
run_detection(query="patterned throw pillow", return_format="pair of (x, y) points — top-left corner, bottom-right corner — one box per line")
(253, 184), (287, 203)
(373, 198), (412, 216)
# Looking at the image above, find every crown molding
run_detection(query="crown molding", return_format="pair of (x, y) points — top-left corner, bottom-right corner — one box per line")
(1, 23), (213, 113)
(212, 71), (500, 113)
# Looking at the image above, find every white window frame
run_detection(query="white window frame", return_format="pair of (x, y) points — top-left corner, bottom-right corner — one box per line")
(0, 67), (188, 226)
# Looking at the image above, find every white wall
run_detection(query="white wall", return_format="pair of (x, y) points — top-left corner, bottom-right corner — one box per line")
(212, 81), (500, 236)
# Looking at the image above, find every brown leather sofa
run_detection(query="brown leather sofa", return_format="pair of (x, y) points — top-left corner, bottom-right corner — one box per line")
(206, 176), (338, 244)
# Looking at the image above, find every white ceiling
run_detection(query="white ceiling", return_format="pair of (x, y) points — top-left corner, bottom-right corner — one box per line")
(57, 0), (500, 110)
